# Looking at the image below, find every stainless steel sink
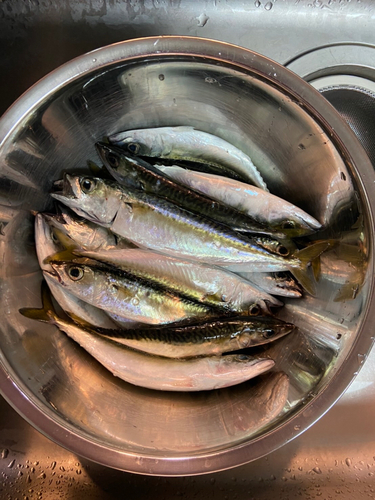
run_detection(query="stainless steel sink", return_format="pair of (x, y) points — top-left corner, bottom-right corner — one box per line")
(1, 0), (375, 496)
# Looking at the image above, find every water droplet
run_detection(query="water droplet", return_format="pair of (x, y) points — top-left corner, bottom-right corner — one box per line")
(294, 425), (301, 431)
(196, 13), (209, 27)
(255, 0), (261, 6)
(158, 74), (165, 81)
(132, 297), (140, 306)
(265, 1), (273, 9)
(313, 467), (322, 474)
(346, 458), (352, 467)
(298, 143), (306, 150)
(92, 58), (97, 63)
(205, 77), (217, 84)
(1, 449), (9, 459)
(8, 459), (15, 468)
(358, 353), (366, 364)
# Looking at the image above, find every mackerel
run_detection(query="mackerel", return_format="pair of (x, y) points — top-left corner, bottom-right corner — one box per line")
(155, 165), (322, 237)
(96, 142), (273, 234)
(108, 126), (268, 190)
(51, 174), (330, 294)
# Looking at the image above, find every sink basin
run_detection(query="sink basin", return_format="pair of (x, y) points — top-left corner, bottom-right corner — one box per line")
(1, 0), (375, 496)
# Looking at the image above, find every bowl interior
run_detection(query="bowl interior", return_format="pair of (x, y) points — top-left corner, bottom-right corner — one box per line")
(0, 53), (370, 467)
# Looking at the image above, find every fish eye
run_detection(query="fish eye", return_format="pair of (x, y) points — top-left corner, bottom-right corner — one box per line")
(68, 266), (84, 281)
(80, 178), (96, 194)
(127, 142), (140, 155)
(277, 244), (289, 256)
(50, 230), (59, 244)
(107, 152), (119, 169)
(281, 220), (296, 230)
(248, 304), (261, 316)
(263, 329), (275, 339)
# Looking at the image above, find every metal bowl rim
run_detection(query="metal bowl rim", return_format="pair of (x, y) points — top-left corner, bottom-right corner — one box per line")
(0, 35), (375, 476)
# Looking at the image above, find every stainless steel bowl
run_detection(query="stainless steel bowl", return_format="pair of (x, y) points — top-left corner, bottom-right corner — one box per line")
(0, 36), (374, 476)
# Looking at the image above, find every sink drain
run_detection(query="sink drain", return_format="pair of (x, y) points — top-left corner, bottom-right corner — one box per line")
(287, 44), (375, 167)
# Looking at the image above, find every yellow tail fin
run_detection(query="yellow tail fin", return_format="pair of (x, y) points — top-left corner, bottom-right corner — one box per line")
(19, 281), (57, 323)
(43, 248), (77, 265)
(289, 240), (337, 295)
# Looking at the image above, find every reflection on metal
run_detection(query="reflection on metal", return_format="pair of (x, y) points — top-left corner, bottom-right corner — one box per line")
(1, 0), (375, 490)
(0, 37), (374, 476)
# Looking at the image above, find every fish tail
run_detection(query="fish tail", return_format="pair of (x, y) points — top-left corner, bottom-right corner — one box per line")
(289, 240), (336, 295)
(311, 255), (322, 282)
(19, 281), (58, 323)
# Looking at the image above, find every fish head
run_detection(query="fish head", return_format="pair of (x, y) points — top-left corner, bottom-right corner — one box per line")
(39, 211), (79, 250)
(48, 261), (95, 291)
(271, 272), (303, 297)
(257, 318), (295, 343)
(252, 235), (297, 258)
(95, 142), (147, 189)
(34, 213), (64, 271)
(238, 318), (295, 347)
(273, 217), (322, 238)
(51, 174), (121, 226)
(110, 130), (156, 157)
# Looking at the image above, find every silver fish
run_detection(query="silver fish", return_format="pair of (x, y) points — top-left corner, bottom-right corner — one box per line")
(79, 248), (283, 315)
(35, 213), (118, 329)
(108, 126), (268, 190)
(155, 165), (322, 237)
(47, 259), (215, 325)
(19, 285), (275, 392)
(51, 175), (330, 294)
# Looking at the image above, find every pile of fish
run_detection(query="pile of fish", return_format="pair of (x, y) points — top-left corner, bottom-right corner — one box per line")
(20, 126), (330, 392)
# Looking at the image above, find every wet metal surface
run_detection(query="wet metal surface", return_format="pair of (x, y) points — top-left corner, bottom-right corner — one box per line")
(1, 356), (375, 498)
(1, 0), (375, 495)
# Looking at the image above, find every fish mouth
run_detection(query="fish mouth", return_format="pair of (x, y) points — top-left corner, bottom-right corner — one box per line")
(43, 269), (63, 285)
(40, 212), (66, 230)
(51, 174), (77, 199)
